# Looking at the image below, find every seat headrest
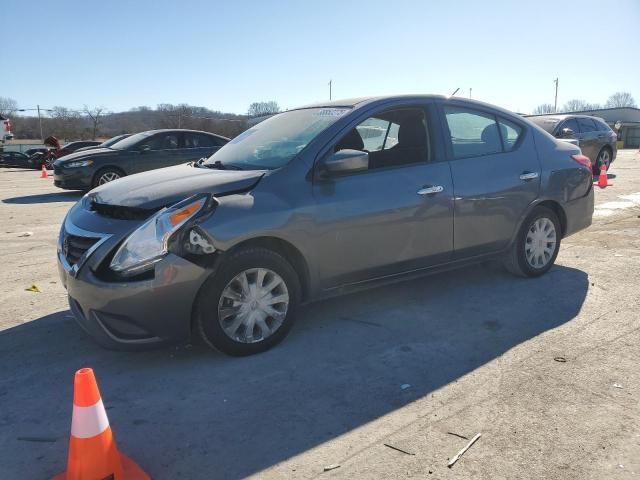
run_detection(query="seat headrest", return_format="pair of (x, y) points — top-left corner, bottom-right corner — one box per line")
(398, 119), (426, 147)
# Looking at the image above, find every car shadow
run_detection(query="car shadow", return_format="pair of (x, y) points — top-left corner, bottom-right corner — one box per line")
(0, 264), (588, 479)
(2, 191), (84, 204)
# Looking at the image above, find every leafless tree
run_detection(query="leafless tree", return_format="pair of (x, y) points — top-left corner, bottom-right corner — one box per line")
(51, 106), (83, 141)
(605, 92), (637, 108)
(0, 96), (18, 116)
(247, 101), (280, 117)
(532, 104), (555, 115)
(83, 105), (107, 139)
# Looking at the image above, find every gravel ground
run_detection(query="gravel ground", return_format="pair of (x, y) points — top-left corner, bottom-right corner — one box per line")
(0, 150), (639, 479)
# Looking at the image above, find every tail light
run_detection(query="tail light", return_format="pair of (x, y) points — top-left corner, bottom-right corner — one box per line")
(571, 154), (591, 171)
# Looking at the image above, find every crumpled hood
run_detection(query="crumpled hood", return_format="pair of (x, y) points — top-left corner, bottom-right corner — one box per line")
(91, 164), (265, 209)
(55, 147), (116, 164)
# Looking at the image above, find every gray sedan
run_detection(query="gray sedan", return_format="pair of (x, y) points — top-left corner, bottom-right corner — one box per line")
(57, 95), (594, 356)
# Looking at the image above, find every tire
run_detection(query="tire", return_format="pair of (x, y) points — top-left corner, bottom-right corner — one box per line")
(504, 206), (561, 278)
(92, 167), (125, 188)
(592, 147), (612, 176)
(195, 248), (301, 356)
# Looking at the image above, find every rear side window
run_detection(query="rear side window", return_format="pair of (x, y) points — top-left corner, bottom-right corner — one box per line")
(498, 118), (522, 152)
(577, 118), (597, 133)
(594, 119), (611, 131)
(444, 107), (502, 158)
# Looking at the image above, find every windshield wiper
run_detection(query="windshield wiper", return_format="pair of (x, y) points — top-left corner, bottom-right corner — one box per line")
(204, 160), (244, 170)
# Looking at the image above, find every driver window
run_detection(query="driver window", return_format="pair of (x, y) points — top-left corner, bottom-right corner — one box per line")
(335, 107), (429, 170)
(146, 133), (179, 150)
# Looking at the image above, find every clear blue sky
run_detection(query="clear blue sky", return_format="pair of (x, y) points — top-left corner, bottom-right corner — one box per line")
(4, 0), (639, 115)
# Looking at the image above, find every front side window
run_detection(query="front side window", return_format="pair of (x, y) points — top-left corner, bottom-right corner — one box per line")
(185, 133), (217, 148)
(146, 133), (179, 150)
(334, 107), (429, 170)
(444, 107), (502, 158)
(204, 107), (350, 170)
(560, 118), (580, 135)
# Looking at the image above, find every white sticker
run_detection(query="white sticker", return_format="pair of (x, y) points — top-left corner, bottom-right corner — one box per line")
(314, 108), (349, 117)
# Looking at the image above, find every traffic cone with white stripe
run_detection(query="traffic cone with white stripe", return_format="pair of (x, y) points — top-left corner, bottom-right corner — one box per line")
(54, 368), (150, 480)
(40, 163), (48, 178)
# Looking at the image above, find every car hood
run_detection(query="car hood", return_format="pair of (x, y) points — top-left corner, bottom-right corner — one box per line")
(55, 147), (116, 164)
(90, 164), (265, 209)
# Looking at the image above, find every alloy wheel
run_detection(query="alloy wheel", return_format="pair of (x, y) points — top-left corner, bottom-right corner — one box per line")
(525, 217), (557, 268)
(98, 171), (120, 185)
(217, 268), (289, 344)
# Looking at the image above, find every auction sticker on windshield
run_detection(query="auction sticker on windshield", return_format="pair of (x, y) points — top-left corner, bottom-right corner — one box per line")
(314, 108), (349, 117)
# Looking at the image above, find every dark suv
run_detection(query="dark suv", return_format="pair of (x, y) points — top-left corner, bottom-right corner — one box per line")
(527, 114), (616, 175)
(53, 129), (229, 190)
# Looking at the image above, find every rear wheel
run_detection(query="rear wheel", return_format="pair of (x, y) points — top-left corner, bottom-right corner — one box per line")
(195, 248), (300, 356)
(593, 147), (611, 176)
(504, 206), (561, 277)
(92, 167), (125, 188)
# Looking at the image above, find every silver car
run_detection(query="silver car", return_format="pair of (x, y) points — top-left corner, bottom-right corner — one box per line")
(527, 114), (617, 175)
(58, 95), (594, 356)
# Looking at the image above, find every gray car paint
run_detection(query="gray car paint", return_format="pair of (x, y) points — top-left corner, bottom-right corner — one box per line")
(58, 95), (594, 349)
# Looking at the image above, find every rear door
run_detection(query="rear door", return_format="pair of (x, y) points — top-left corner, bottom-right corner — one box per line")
(441, 104), (540, 258)
(183, 132), (224, 162)
(576, 117), (599, 160)
(311, 103), (454, 288)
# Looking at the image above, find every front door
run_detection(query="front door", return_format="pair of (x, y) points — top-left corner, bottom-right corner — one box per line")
(311, 105), (454, 289)
(132, 132), (183, 173)
(442, 105), (540, 258)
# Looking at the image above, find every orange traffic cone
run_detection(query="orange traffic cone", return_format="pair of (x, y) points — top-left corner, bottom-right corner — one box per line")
(54, 368), (150, 480)
(40, 164), (48, 178)
(598, 164), (609, 188)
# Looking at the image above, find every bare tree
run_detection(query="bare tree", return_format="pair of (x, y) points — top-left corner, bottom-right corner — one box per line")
(561, 99), (592, 112)
(0, 96), (18, 116)
(605, 92), (637, 108)
(83, 105), (107, 139)
(51, 106), (83, 141)
(532, 104), (555, 115)
(247, 101), (281, 117)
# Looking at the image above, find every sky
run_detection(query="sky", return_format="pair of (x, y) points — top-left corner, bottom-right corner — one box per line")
(3, 0), (639, 116)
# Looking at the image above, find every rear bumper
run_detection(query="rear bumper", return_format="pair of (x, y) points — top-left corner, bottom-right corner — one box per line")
(58, 253), (209, 350)
(563, 184), (594, 238)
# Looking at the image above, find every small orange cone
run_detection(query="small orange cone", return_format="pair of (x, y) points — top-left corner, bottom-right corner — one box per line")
(54, 368), (150, 480)
(598, 164), (609, 188)
(40, 164), (48, 178)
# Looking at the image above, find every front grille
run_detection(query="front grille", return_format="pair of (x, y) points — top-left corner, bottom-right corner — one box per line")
(63, 232), (100, 266)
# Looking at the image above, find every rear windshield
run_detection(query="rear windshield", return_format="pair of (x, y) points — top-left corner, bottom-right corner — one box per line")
(528, 117), (561, 134)
(204, 107), (351, 170)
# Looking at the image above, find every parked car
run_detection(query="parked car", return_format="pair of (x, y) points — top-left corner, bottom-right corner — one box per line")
(527, 114), (616, 175)
(0, 151), (34, 168)
(74, 134), (132, 152)
(53, 129), (229, 190)
(57, 140), (102, 158)
(58, 95), (594, 356)
(24, 147), (49, 157)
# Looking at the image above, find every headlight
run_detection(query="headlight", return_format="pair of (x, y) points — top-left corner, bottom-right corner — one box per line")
(110, 196), (208, 275)
(66, 159), (94, 168)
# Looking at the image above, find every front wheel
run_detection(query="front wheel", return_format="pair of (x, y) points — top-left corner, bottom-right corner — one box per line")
(195, 248), (300, 356)
(92, 167), (124, 188)
(504, 206), (561, 277)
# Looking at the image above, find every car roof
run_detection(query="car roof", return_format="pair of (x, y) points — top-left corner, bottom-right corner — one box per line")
(138, 129), (230, 140)
(293, 95), (521, 119)
(526, 114), (605, 121)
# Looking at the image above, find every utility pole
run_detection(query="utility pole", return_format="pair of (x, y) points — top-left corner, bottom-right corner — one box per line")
(554, 78), (559, 113)
(37, 105), (43, 141)
(328, 80), (332, 100)
(469, 88), (472, 99)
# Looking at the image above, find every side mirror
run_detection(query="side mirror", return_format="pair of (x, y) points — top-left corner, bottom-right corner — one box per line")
(318, 149), (368, 178)
(558, 128), (574, 138)
(139, 145), (151, 153)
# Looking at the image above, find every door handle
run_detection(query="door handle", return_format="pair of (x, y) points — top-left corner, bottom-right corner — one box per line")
(519, 172), (539, 181)
(417, 185), (444, 195)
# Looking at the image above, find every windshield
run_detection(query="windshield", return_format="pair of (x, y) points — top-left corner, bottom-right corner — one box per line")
(110, 132), (153, 150)
(204, 108), (351, 170)
(529, 117), (561, 134)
